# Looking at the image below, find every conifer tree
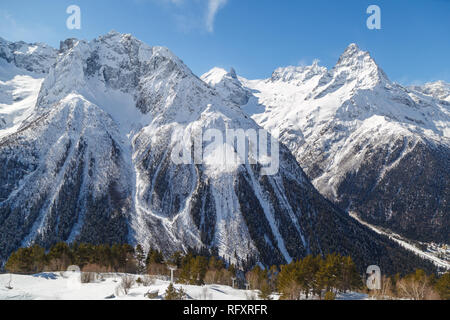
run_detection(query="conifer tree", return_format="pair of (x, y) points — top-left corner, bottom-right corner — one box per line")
(435, 272), (450, 300)
(259, 279), (273, 300)
(164, 283), (178, 300)
(164, 283), (186, 300)
(135, 244), (146, 274)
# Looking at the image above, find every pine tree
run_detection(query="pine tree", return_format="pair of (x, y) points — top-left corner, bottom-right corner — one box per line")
(29, 245), (46, 273)
(268, 265), (279, 291)
(324, 291), (336, 300)
(259, 280), (273, 300)
(435, 272), (450, 300)
(191, 256), (208, 285)
(48, 242), (72, 271)
(169, 251), (183, 268)
(164, 283), (186, 300)
(339, 255), (361, 292)
(277, 263), (300, 300)
(135, 244), (145, 274)
(164, 283), (178, 300)
(146, 248), (164, 265)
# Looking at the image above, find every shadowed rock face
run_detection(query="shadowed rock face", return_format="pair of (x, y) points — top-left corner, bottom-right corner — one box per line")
(336, 139), (449, 243)
(211, 44), (449, 245)
(0, 97), (131, 263)
(0, 34), (438, 274)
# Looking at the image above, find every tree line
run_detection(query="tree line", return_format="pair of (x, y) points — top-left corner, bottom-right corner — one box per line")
(5, 243), (136, 274)
(246, 253), (362, 300)
(4, 242), (449, 300)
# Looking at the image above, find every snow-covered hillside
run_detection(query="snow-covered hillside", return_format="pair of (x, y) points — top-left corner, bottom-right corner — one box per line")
(0, 62), (43, 139)
(203, 44), (449, 244)
(0, 273), (368, 300)
(0, 38), (57, 139)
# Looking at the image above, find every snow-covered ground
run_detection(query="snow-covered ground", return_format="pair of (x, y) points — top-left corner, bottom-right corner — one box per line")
(0, 273), (369, 300)
(0, 60), (44, 139)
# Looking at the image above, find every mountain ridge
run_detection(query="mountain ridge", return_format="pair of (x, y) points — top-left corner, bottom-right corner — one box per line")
(204, 43), (449, 244)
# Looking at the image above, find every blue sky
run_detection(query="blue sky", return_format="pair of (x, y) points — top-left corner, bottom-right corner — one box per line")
(0, 0), (449, 84)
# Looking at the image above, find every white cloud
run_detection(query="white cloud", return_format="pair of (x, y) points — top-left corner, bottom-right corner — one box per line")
(205, 0), (228, 33)
(156, 0), (228, 33)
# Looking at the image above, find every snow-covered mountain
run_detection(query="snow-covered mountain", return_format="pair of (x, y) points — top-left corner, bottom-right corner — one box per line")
(0, 37), (57, 74)
(201, 67), (252, 106)
(0, 38), (57, 139)
(0, 33), (438, 274)
(204, 44), (449, 244)
(410, 81), (450, 103)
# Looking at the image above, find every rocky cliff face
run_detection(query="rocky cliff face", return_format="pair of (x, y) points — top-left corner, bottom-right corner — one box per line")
(0, 37), (57, 74)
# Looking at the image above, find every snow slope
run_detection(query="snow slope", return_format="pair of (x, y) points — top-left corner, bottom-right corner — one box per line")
(0, 66), (43, 139)
(0, 273), (369, 300)
(0, 38), (56, 139)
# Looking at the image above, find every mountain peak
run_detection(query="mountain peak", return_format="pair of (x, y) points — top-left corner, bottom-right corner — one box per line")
(98, 30), (126, 40)
(410, 80), (450, 102)
(270, 61), (327, 85)
(336, 43), (375, 67)
(229, 67), (237, 79)
(201, 67), (228, 85)
(0, 37), (57, 74)
(59, 38), (79, 52)
(201, 67), (251, 105)
(201, 67), (242, 86)
(310, 43), (390, 96)
(37, 31), (206, 119)
(342, 43), (360, 55)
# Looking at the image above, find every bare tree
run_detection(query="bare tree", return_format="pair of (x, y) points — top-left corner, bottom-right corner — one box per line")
(5, 274), (13, 290)
(119, 275), (136, 295)
(80, 272), (97, 284)
(141, 275), (155, 287)
(396, 272), (439, 300)
(372, 275), (394, 300)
